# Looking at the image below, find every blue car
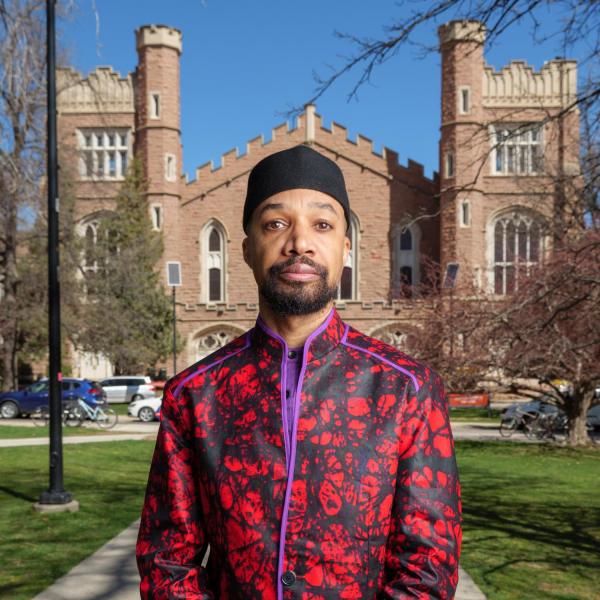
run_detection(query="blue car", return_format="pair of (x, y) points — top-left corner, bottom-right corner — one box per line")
(0, 378), (105, 419)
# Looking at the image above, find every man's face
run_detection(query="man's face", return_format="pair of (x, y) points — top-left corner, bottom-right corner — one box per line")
(243, 188), (351, 316)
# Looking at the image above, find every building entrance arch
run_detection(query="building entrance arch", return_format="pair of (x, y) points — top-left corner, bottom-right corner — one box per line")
(190, 323), (246, 363)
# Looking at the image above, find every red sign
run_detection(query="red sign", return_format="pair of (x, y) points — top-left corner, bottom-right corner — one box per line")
(448, 393), (489, 408)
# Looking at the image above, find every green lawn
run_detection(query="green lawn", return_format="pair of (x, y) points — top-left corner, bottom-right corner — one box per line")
(450, 407), (502, 422)
(456, 441), (600, 600)
(111, 403), (130, 416)
(0, 441), (154, 600)
(0, 440), (598, 600)
(0, 424), (112, 439)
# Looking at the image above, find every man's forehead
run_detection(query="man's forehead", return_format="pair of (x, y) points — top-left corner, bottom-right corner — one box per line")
(256, 189), (342, 217)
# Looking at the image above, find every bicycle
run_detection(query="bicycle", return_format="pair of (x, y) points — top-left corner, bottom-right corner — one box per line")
(71, 397), (118, 429)
(31, 402), (84, 428)
(529, 411), (567, 441)
(499, 407), (538, 438)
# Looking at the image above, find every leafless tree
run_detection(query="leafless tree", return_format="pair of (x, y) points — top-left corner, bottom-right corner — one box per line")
(475, 230), (600, 446)
(305, 1), (599, 445)
(0, 0), (46, 389)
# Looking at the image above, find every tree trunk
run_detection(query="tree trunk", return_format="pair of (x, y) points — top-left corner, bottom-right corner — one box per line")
(0, 214), (19, 391)
(566, 390), (593, 446)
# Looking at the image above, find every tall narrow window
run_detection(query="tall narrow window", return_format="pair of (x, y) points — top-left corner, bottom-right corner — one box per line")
(84, 225), (96, 271)
(165, 153), (177, 182)
(445, 152), (455, 178)
(150, 93), (161, 119)
(201, 222), (226, 303)
(459, 86), (470, 114)
(491, 211), (543, 295)
(151, 205), (162, 231)
(460, 200), (471, 227)
(393, 223), (420, 297)
(337, 212), (359, 300)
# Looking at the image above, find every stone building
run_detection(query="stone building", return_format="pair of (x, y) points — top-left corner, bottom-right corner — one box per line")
(57, 20), (579, 378)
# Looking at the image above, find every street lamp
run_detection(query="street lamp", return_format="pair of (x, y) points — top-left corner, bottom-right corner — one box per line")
(166, 262), (182, 376)
(443, 262), (460, 359)
(34, 0), (78, 513)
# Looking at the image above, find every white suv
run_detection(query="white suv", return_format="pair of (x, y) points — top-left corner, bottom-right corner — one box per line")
(99, 376), (156, 404)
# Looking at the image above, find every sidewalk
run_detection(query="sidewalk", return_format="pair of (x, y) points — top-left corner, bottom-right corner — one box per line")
(0, 433), (152, 448)
(33, 521), (486, 600)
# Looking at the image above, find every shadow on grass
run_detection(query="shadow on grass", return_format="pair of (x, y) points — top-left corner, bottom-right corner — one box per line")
(457, 441), (600, 597)
(0, 485), (37, 503)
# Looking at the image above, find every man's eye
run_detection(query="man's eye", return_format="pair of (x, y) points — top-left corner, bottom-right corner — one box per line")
(316, 222), (332, 230)
(265, 221), (285, 230)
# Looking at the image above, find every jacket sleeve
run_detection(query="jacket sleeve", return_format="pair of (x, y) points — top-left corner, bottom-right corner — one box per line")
(381, 371), (462, 599)
(136, 379), (215, 599)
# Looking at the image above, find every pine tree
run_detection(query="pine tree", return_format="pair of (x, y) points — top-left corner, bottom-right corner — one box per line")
(78, 159), (174, 374)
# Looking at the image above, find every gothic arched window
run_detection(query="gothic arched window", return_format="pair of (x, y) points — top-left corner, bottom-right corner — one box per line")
(491, 210), (543, 295)
(201, 221), (226, 303)
(392, 223), (421, 297)
(337, 212), (359, 301)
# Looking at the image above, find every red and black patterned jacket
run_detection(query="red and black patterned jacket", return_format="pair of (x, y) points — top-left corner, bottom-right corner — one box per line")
(137, 308), (462, 599)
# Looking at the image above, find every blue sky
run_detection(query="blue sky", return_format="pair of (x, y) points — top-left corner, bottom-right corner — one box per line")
(60, 0), (587, 180)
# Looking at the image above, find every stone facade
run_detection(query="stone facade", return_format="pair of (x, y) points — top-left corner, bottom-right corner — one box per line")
(57, 20), (579, 377)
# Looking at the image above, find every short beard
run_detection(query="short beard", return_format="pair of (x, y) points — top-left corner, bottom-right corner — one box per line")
(259, 257), (338, 316)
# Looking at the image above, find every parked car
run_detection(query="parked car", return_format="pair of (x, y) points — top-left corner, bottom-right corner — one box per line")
(0, 378), (104, 419)
(586, 404), (600, 430)
(128, 396), (162, 422)
(99, 376), (156, 404)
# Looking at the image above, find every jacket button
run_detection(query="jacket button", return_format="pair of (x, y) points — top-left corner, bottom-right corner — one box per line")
(281, 570), (296, 586)
(288, 350), (297, 359)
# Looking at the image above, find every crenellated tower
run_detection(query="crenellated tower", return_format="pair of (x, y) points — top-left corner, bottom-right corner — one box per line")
(134, 25), (183, 276)
(438, 20), (486, 286)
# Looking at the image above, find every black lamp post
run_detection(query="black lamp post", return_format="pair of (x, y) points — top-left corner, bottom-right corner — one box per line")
(166, 262), (182, 376)
(443, 262), (460, 359)
(36, 0), (76, 511)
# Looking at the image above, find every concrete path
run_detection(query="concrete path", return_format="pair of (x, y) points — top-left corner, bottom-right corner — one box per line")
(0, 433), (152, 448)
(1, 419), (523, 448)
(32, 520), (486, 600)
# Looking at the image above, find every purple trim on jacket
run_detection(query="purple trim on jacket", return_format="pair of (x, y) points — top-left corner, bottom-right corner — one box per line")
(256, 318), (291, 469)
(257, 308), (336, 600)
(341, 324), (421, 392)
(173, 333), (252, 398)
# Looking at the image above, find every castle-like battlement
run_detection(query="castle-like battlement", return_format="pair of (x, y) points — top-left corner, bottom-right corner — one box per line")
(185, 106), (434, 190)
(57, 67), (134, 114)
(136, 24), (182, 53)
(438, 20), (486, 45)
(483, 59), (577, 107)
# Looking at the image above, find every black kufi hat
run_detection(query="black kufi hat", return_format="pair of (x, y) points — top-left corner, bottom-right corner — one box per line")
(243, 145), (350, 233)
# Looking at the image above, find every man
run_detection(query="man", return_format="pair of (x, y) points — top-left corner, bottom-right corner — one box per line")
(137, 145), (461, 599)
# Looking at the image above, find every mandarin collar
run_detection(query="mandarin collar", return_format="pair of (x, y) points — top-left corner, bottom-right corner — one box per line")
(252, 308), (345, 363)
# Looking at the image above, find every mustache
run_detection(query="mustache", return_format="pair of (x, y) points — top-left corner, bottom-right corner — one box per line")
(269, 256), (328, 278)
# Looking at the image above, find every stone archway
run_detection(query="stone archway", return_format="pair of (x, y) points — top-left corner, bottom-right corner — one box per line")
(190, 324), (246, 363)
(369, 323), (418, 352)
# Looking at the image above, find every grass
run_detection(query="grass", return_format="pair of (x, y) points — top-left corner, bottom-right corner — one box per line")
(456, 441), (600, 600)
(111, 403), (131, 416)
(0, 440), (155, 600)
(449, 407), (502, 422)
(0, 424), (113, 439)
(1, 439), (598, 599)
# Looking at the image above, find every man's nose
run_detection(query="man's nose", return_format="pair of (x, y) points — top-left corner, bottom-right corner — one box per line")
(284, 222), (314, 256)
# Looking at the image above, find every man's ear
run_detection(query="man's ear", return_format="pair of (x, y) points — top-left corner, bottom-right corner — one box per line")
(242, 237), (250, 266)
(343, 235), (351, 263)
